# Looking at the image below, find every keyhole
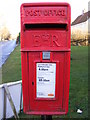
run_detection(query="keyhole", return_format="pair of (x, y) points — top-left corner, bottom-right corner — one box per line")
(32, 82), (34, 85)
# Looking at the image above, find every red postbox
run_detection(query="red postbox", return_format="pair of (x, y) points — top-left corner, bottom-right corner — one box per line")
(20, 3), (71, 115)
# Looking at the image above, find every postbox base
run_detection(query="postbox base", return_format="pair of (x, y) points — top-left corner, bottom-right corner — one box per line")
(26, 111), (67, 115)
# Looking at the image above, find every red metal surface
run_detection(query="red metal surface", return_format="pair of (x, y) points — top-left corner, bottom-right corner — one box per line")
(20, 3), (71, 115)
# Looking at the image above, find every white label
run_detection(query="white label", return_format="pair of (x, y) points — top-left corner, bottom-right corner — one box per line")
(36, 63), (56, 98)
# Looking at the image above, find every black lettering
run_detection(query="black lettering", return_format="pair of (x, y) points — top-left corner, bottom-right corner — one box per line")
(30, 10), (33, 16)
(57, 10), (62, 16)
(62, 10), (65, 16)
(43, 10), (48, 16)
(25, 9), (66, 17)
(25, 10), (29, 16)
(37, 10), (41, 16)
(33, 10), (37, 16)
(41, 68), (48, 71)
(39, 79), (42, 81)
(48, 10), (53, 16)
(43, 79), (50, 82)
(53, 10), (56, 16)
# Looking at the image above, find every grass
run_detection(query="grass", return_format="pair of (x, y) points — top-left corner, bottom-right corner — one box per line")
(2, 45), (21, 83)
(65, 46), (88, 118)
(1, 45), (88, 118)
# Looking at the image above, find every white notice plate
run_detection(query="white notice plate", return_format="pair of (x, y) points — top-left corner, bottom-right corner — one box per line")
(36, 63), (56, 98)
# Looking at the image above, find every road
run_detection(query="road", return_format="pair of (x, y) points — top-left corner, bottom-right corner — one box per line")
(0, 40), (16, 68)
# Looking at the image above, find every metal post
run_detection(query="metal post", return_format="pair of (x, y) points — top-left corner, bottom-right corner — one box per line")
(46, 115), (52, 120)
(3, 87), (6, 119)
(41, 115), (46, 120)
(20, 83), (22, 112)
(41, 115), (52, 120)
(3, 84), (19, 120)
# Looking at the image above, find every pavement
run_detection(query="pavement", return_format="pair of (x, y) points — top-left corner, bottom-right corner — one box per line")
(0, 40), (16, 68)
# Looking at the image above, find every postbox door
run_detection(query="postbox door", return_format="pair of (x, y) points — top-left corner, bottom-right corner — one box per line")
(28, 51), (65, 112)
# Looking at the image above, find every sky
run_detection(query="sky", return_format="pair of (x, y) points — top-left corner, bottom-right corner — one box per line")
(0, 0), (89, 38)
